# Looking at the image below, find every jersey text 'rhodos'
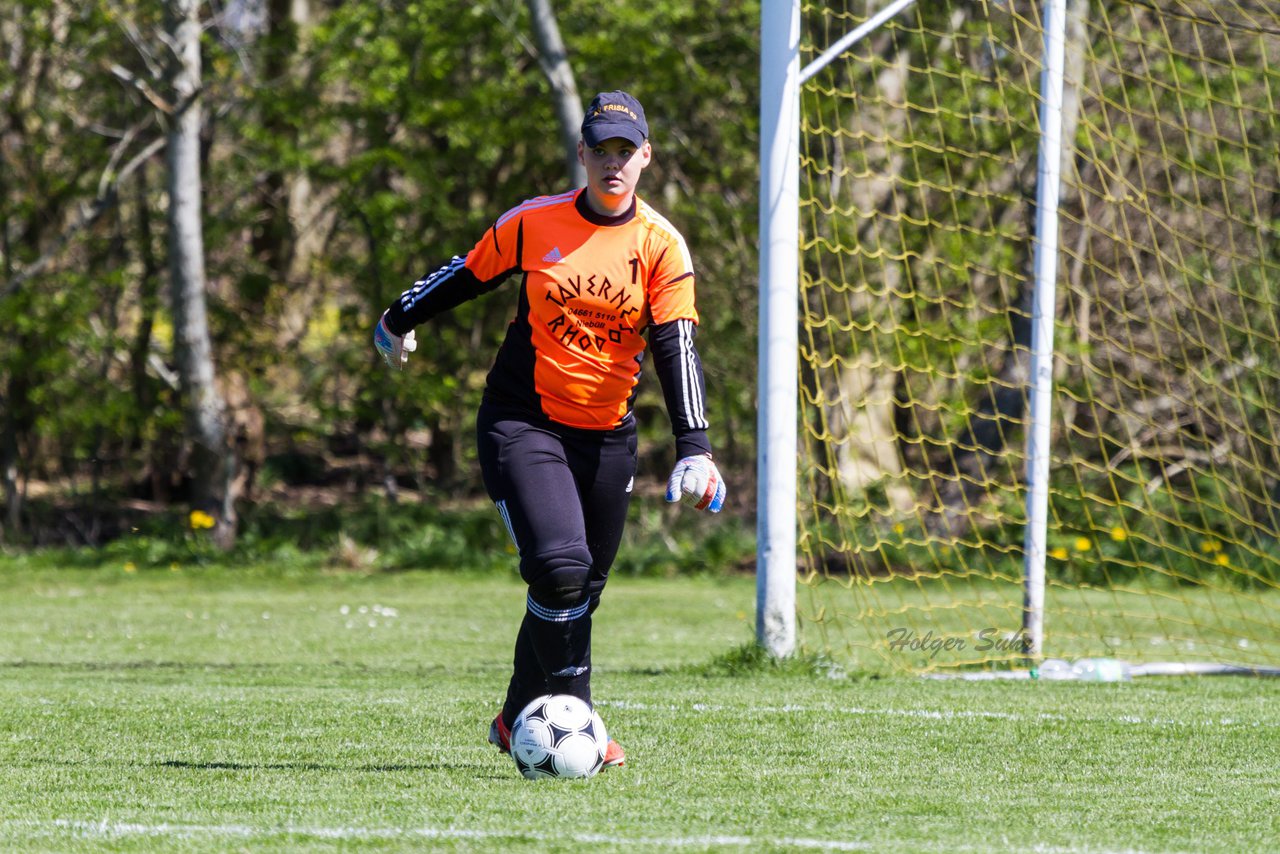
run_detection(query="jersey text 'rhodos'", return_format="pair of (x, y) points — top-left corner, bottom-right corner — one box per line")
(468, 190), (697, 430)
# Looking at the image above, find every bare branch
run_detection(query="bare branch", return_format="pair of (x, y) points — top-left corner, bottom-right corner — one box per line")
(483, 2), (540, 61)
(204, 0), (257, 78)
(107, 0), (164, 80)
(97, 116), (151, 199)
(1144, 440), (1232, 495)
(108, 61), (175, 113)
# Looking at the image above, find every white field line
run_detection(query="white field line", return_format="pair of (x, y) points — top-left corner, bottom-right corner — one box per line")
(596, 699), (1277, 729)
(0, 820), (1180, 854)
(5, 819), (873, 851)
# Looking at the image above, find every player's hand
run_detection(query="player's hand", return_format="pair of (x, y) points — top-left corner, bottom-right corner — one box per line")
(665, 454), (726, 513)
(374, 311), (417, 370)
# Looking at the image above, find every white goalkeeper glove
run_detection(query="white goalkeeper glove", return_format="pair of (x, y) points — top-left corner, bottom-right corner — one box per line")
(665, 454), (726, 513)
(374, 311), (417, 370)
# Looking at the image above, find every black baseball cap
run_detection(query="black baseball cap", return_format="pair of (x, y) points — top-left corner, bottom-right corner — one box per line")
(581, 90), (649, 148)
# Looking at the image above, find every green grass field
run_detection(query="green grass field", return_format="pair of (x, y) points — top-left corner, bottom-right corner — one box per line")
(2, 562), (1278, 853)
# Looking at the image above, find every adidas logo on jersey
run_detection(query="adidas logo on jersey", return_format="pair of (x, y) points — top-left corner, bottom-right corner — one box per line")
(542, 247), (563, 264)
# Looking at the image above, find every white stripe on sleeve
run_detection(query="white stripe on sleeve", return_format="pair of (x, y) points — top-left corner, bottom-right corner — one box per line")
(400, 255), (467, 313)
(678, 319), (709, 430)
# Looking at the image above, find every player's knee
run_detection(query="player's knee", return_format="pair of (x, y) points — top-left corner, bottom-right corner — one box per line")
(524, 545), (592, 610)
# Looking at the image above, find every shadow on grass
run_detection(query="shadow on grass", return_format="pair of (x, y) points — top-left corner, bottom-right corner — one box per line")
(8, 757), (495, 775)
(0, 660), (492, 677)
(155, 759), (481, 774)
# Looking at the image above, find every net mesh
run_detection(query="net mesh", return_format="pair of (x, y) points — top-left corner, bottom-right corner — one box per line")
(796, 0), (1280, 672)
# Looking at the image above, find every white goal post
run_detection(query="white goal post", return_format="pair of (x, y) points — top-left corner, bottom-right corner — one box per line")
(756, 0), (802, 659)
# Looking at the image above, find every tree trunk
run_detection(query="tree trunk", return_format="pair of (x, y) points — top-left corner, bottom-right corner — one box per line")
(261, 0), (327, 345)
(525, 0), (586, 187)
(282, 0), (319, 284)
(251, 0), (309, 280)
(130, 160), (161, 445)
(166, 0), (237, 549)
(0, 114), (14, 539)
(1, 370), (25, 537)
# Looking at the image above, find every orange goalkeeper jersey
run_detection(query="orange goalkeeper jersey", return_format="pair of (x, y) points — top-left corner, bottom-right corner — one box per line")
(388, 189), (707, 440)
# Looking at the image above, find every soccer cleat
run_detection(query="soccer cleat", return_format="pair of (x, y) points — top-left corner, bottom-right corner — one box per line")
(488, 713), (512, 754)
(602, 738), (626, 769)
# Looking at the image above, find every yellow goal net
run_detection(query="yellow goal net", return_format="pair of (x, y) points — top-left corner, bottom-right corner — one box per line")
(795, 0), (1280, 673)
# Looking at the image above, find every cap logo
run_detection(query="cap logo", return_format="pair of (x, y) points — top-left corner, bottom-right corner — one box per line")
(600, 104), (638, 120)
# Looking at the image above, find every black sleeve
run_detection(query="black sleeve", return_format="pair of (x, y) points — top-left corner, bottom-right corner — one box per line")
(382, 254), (512, 336)
(383, 216), (525, 335)
(648, 317), (713, 459)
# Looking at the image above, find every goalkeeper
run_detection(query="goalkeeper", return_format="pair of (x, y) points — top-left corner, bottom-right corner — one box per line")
(373, 91), (725, 770)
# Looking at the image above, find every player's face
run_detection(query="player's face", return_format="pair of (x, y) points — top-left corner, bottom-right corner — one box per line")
(578, 137), (651, 215)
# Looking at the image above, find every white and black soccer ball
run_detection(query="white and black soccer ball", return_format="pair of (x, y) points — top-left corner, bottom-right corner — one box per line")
(510, 694), (608, 780)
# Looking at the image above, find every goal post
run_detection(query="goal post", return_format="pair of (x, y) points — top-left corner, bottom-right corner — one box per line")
(756, 0), (927, 659)
(757, 0), (802, 658)
(759, 0), (1280, 673)
(1022, 0), (1069, 661)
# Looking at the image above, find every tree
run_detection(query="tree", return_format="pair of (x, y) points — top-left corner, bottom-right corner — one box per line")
(166, 0), (237, 548)
(525, 0), (586, 187)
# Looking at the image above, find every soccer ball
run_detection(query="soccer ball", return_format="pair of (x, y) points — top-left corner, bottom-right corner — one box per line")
(510, 694), (608, 780)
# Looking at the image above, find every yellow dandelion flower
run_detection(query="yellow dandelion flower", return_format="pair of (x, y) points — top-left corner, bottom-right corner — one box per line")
(124, 562), (137, 574)
(1215, 553), (1230, 566)
(170, 563), (181, 573)
(1110, 526), (1128, 542)
(892, 522), (906, 535)
(1199, 539), (1222, 553)
(1073, 537), (1092, 552)
(189, 510), (216, 530)
(1049, 547), (1069, 560)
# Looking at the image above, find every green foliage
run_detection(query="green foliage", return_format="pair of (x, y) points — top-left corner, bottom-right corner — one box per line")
(1047, 468), (1280, 590)
(617, 502), (755, 576)
(0, 2), (148, 482)
(8, 493), (756, 580)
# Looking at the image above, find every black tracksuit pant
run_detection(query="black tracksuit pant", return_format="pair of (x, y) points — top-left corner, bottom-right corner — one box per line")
(476, 399), (637, 726)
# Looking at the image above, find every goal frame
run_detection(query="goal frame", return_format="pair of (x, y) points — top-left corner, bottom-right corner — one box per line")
(756, 0), (1068, 660)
